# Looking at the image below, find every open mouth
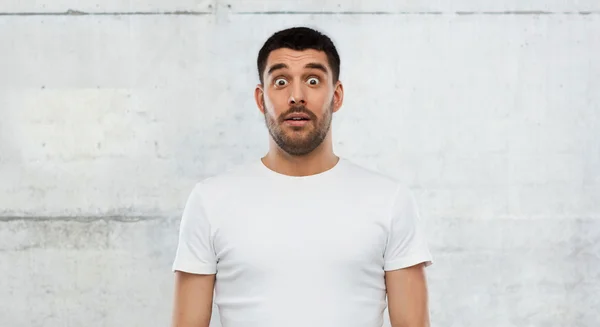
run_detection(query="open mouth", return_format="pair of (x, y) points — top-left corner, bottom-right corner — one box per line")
(285, 117), (310, 121)
(284, 117), (311, 126)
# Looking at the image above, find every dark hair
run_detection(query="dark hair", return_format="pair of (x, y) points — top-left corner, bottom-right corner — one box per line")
(256, 27), (341, 84)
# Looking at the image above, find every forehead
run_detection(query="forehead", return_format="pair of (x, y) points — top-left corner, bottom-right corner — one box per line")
(265, 48), (330, 73)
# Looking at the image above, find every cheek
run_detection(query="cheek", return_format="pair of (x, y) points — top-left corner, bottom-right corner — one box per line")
(262, 95), (282, 119)
(264, 92), (289, 115)
(313, 92), (332, 111)
(263, 92), (280, 109)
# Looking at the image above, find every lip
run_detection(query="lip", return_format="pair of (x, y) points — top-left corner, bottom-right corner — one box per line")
(285, 113), (311, 120)
(283, 112), (311, 127)
(284, 119), (311, 127)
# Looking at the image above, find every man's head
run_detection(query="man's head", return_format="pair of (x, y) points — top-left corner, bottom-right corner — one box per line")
(254, 27), (344, 156)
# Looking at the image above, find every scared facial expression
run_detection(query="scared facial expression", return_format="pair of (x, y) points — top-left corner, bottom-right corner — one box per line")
(255, 48), (343, 156)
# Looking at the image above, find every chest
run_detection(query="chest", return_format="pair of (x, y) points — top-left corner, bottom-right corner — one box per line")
(211, 200), (389, 272)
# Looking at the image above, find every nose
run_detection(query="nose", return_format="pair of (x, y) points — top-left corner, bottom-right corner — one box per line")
(288, 83), (306, 106)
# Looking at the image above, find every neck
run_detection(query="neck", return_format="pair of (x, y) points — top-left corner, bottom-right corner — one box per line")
(262, 135), (339, 177)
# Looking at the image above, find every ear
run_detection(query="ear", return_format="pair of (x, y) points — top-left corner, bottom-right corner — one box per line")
(255, 84), (265, 114)
(332, 80), (344, 113)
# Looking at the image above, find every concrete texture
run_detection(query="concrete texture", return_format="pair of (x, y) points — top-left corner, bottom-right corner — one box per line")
(1, 1), (599, 326)
(2, 1), (600, 13)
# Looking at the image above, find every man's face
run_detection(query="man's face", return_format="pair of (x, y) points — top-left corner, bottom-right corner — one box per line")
(255, 48), (343, 156)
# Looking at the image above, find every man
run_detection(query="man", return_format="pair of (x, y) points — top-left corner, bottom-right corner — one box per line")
(171, 26), (434, 327)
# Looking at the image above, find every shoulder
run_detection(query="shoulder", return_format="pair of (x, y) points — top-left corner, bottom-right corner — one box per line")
(190, 159), (261, 198)
(339, 158), (420, 212)
(339, 158), (408, 195)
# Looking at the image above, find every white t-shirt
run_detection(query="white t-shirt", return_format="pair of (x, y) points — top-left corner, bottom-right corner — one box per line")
(172, 157), (433, 327)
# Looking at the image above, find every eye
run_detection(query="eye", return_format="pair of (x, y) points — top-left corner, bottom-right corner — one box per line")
(274, 78), (288, 87)
(307, 77), (320, 85)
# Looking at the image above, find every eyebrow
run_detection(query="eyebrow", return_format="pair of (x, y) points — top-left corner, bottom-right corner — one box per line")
(267, 62), (328, 76)
(267, 63), (288, 75)
(304, 62), (328, 74)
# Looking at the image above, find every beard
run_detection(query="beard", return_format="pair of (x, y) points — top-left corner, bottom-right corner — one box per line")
(263, 99), (333, 156)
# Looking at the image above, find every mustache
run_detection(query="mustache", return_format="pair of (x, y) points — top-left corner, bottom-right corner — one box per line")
(278, 105), (317, 122)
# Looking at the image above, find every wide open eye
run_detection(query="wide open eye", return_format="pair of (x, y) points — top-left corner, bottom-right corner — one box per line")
(274, 78), (288, 87)
(307, 77), (320, 86)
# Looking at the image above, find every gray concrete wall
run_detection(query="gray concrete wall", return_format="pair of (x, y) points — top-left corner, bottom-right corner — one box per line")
(1, 1), (599, 326)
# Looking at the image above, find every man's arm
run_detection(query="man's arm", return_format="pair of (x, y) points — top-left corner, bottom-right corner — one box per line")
(171, 271), (216, 327)
(385, 263), (430, 327)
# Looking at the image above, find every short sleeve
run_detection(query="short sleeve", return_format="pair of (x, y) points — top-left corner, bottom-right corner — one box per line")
(172, 183), (217, 274)
(383, 186), (433, 271)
